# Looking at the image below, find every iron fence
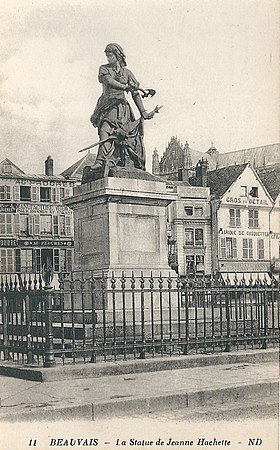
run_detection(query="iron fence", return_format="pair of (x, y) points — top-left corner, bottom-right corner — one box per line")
(0, 272), (279, 367)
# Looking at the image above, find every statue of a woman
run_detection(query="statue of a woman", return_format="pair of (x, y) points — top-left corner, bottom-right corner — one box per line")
(89, 43), (160, 173)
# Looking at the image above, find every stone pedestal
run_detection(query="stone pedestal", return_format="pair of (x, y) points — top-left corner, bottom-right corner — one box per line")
(64, 173), (177, 278)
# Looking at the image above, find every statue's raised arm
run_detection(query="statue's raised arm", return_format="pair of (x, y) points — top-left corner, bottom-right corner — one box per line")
(82, 43), (162, 180)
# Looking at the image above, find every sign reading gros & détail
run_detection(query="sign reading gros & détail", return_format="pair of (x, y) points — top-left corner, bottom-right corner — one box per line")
(224, 196), (268, 206)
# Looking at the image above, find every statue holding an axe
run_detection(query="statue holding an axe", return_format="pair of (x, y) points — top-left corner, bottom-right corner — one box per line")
(80, 43), (162, 179)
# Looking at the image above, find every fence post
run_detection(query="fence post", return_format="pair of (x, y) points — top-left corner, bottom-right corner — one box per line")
(2, 295), (9, 360)
(25, 294), (33, 364)
(139, 273), (146, 359)
(262, 285), (268, 350)
(43, 288), (56, 367)
(224, 288), (231, 352)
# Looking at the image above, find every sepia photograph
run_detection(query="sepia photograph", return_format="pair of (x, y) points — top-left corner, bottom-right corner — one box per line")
(0, 1), (279, 449)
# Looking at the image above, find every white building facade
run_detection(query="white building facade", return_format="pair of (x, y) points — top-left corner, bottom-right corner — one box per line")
(210, 164), (274, 276)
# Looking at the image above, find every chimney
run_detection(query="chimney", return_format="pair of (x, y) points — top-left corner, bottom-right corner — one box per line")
(45, 156), (54, 176)
(178, 167), (188, 182)
(195, 158), (208, 187)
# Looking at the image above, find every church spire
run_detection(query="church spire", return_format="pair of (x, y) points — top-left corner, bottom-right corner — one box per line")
(183, 141), (193, 170)
(152, 148), (160, 175)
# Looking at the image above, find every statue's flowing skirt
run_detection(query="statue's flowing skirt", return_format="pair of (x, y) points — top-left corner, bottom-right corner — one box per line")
(91, 97), (146, 170)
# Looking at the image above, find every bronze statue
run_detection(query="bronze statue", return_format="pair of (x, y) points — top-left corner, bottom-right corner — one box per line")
(81, 43), (162, 180)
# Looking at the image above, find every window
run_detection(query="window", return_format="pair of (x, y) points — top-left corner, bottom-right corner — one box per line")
(20, 186), (31, 201)
(0, 185), (11, 201)
(40, 215), (52, 235)
(0, 214), (12, 235)
(51, 188), (60, 203)
(60, 215), (66, 236)
(51, 249), (73, 273)
(241, 186), (247, 197)
(195, 229), (204, 246)
(0, 249), (14, 273)
(186, 255), (195, 273)
(184, 207), (193, 216)
(31, 186), (40, 202)
(40, 187), (51, 202)
(194, 207), (203, 217)
(34, 249), (41, 273)
(229, 209), (241, 227)
(257, 239), (265, 260)
(221, 237), (237, 259)
(64, 188), (72, 198)
(54, 249), (60, 272)
(196, 255), (205, 272)
(249, 209), (259, 228)
(249, 187), (258, 198)
(53, 216), (59, 236)
(185, 229), (194, 246)
(21, 249), (33, 272)
(34, 215), (40, 235)
(65, 216), (72, 236)
(60, 188), (65, 200)
(15, 249), (21, 273)
(20, 214), (29, 235)
(243, 239), (253, 259)
(60, 249), (73, 272)
(65, 249), (73, 272)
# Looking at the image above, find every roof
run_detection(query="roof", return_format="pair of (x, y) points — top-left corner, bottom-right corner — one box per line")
(0, 158), (25, 175)
(217, 143), (280, 169)
(206, 163), (248, 198)
(60, 152), (97, 180)
(0, 172), (71, 182)
(0, 158), (72, 182)
(257, 165), (280, 201)
(156, 142), (280, 177)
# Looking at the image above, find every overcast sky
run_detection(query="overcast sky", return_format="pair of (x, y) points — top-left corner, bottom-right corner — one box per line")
(0, 0), (279, 174)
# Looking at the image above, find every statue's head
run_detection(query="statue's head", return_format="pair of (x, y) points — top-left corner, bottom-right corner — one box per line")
(104, 43), (126, 67)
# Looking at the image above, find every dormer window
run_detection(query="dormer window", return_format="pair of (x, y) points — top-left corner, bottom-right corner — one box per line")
(184, 206), (193, 216)
(2, 164), (12, 174)
(249, 186), (258, 198)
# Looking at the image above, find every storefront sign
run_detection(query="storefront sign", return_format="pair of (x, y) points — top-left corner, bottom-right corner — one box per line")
(0, 203), (17, 213)
(0, 239), (17, 247)
(18, 240), (74, 247)
(220, 229), (269, 237)
(224, 196), (268, 206)
(15, 179), (74, 187)
(0, 203), (71, 214)
(17, 204), (71, 214)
